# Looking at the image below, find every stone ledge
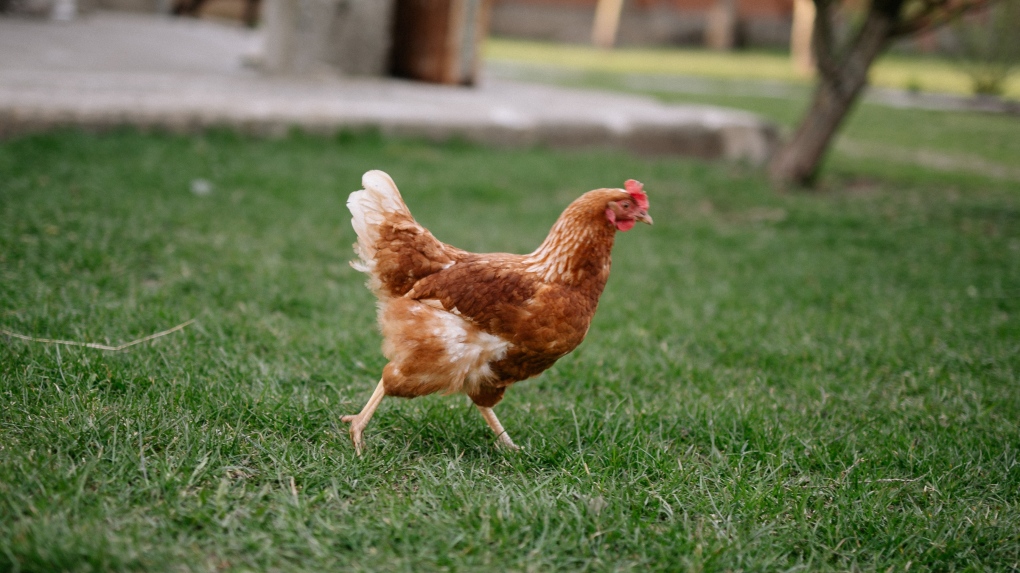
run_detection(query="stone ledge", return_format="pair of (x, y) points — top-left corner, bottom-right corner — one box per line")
(0, 70), (778, 164)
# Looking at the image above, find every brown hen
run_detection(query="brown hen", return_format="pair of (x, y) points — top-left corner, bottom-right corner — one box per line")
(341, 170), (652, 454)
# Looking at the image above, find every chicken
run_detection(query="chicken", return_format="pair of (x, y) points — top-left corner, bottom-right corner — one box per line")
(341, 170), (652, 454)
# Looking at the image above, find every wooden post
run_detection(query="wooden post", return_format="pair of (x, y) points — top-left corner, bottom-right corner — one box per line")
(592, 0), (625, 48)
(705, 0), (737, 50)
(391, 0), (492, 85)
(791, 0), (816, 75)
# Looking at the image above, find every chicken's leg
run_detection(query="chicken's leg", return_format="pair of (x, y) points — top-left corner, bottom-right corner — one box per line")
(341, 377), (385, 455)
(476, 404), (520, 450)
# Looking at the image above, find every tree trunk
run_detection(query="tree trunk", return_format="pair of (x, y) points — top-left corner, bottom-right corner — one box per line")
(766, 73), (868, 188)
(767, 4), (900, 188)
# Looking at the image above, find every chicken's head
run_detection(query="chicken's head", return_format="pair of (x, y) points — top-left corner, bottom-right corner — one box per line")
(605, 179), (653, 232)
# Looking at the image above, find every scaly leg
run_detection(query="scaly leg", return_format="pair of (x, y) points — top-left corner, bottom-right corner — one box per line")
(341, 377), (386, 456)
(476, 404), (520, 450)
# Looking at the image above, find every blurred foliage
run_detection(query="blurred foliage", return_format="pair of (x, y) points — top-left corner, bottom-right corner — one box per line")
(951, 0), (1020, 95)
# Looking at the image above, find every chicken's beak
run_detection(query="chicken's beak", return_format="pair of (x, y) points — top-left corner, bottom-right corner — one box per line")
(637, 211), (653, 225)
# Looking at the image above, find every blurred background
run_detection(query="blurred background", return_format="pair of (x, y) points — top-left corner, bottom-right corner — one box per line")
(1, 0), (1016, 96)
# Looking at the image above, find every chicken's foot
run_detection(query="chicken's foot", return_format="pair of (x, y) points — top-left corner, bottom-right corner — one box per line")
(341, 377), (386, 456)
(476, 405), (520, 450)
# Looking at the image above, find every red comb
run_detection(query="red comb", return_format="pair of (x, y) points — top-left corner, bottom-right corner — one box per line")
(625, 179), (649, 210)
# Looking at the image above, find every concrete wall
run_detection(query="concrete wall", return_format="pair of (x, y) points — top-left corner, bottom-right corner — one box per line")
(261, 0), (394, 76)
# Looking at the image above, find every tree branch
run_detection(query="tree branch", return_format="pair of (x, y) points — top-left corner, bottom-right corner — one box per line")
(891, 0), (990, 38)
(811, 0), (843, 81)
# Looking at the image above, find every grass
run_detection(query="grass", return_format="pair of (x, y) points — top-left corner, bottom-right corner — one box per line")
(485, 38), (1020, 99)
(1, 128), (1019, 571)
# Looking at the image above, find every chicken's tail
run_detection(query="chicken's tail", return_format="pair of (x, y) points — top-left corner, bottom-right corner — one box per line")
(349, 170), (459, 298)
(347, 170), (410, 280)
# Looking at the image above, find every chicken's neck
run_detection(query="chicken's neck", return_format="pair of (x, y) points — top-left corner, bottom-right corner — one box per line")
(524, 212), (616, 289)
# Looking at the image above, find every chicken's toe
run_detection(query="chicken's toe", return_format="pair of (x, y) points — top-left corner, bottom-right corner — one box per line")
(341, 414), (368, 455)
(349, 425), (366, 456)
(496, 432), (521, 451)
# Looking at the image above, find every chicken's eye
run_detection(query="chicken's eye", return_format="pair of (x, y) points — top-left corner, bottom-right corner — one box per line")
(621, 201), (631, 209)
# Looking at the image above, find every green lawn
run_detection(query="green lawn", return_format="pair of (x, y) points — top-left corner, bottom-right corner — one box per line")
(1, 129), (1019, 571)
